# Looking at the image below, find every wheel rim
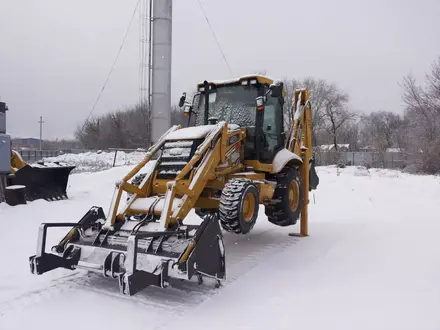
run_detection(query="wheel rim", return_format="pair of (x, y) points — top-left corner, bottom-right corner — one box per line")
(242, 192), (256, 222)
(289, 181), (300, 211)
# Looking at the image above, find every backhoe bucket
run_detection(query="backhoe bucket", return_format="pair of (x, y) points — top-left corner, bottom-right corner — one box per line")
(9, 163), (75, 201)
(29, 207), (226, 296)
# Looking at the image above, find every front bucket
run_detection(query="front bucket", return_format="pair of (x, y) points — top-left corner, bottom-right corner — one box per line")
(9, 163), (75, 201)
(29, 208), (226, 296)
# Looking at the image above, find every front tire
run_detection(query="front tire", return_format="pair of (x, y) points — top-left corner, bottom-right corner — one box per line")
(219, 178), (259, 234)
(265, 167), (304, 226)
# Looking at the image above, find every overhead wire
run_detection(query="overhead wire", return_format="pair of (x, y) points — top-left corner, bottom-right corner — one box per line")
(72, 0), (141, 149)
(196, 0), (234, 78)
(71, 0), (232, 151)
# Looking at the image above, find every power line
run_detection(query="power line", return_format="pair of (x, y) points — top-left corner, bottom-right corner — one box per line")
(197, 0), (234, 78)
(82, 0), (141, 127)
(68, 0), (140, 152)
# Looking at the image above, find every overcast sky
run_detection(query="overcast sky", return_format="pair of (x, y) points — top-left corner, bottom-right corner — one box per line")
(1, 0), (439, 139)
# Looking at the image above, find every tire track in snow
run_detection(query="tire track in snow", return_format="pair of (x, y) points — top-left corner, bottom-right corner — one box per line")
(0, 226), (300, 320)
(0, 272), (85, 316)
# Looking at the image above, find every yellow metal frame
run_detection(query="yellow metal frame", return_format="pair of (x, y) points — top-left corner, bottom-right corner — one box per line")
(54, 79), (316, 261)
(288, 88), (313, 237)
(102, 122), (251, 231)
(101, 84), (313, 237)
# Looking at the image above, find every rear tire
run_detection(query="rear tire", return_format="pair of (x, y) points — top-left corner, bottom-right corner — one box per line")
(265, 167), (304, 226)
(219, 178), (259, 234)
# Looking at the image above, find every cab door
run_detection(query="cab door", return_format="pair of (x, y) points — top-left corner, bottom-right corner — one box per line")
(259, 96), (285, 163)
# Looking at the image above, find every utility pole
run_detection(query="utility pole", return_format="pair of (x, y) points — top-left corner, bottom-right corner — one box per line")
(139, 0), (152, 146)
(139, 0), (172, 146)
(150, 0), (172, 145)
(38, 116), (44, 151)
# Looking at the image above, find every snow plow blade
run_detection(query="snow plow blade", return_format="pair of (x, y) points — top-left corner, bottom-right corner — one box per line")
(29, 207), (226, 296)
(8, 163), (75, 201)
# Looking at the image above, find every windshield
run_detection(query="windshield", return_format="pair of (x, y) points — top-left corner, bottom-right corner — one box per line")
(195, 85), (259, 127)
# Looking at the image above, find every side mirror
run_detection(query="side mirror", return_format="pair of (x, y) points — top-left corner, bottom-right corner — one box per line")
(179, 92), (187, 108)
(269, 82), (283, 98)
(256, 95), (266, 111)
(183, 102), (192, 116)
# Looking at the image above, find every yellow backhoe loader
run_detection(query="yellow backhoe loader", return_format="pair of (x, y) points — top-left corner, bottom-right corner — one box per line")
(9, 150), (75, 201)
(29, 75), (319, 295)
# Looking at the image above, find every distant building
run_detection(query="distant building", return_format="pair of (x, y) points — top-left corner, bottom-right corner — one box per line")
(359, 145), (375, 152)
(318, 144), (350, 152)
(386, 147), (405, 153)
(12, 138), (41, 150)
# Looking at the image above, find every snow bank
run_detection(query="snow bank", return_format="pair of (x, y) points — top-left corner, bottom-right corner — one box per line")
(170, 166), (440, 330)
(43, 150), (147, 173)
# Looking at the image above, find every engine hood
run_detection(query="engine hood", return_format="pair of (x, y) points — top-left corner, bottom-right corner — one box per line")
(165, 124), (240, 141)
(165, 125), (215, 140)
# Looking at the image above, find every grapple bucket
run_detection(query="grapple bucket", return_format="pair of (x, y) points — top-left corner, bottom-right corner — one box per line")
(8, 163), (75, 201)
(29, 207), (226, 296)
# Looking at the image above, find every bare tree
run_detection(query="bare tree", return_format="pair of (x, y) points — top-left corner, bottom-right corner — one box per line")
(282, 77), (350, 146)
(401, 56), (440, 173)
(338, 120), (361, 151)
(360, 111), (405, 152)
(74, 101), (191, 150)
(75, 117), (102, 149)
(324, 104), (356, 150)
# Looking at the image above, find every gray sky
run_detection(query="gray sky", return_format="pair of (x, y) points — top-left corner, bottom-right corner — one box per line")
(1, 0), (439, 139)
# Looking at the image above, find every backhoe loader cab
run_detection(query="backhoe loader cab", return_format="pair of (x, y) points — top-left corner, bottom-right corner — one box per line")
(29, 74), (319, 296)
(190, 76), (287, 165)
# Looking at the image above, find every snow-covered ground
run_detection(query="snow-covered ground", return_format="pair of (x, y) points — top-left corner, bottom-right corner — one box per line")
(43, 150), (147, 173)
(1, 165), (439, 330)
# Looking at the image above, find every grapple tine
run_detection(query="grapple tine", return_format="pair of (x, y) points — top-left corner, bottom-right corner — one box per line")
(29, 208), (226, 296)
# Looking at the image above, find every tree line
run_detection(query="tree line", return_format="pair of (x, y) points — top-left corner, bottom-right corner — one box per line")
(75, 56), (440, 174)
(75, 103), (187, 150)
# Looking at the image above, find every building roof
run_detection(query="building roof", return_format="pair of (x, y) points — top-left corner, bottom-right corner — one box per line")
(318, 144), (350, 151)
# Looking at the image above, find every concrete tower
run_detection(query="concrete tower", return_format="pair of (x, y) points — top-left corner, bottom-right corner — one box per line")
(150, 0), (173, 144)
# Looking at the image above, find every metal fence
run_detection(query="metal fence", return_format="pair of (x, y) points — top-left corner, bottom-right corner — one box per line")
(314, 151), (408, 169)
(17, 148), (149, 163)
(18, 148), (409, 170)
(18, 149), (60, 162)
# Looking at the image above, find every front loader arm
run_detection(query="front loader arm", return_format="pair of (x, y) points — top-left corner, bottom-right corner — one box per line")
(100, 125), (180, 231)
(159, 122), (226, 229)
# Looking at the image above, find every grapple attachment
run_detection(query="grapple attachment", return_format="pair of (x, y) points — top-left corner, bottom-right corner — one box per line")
(8, 163), (75, 201)
(29, 207), (226, 296)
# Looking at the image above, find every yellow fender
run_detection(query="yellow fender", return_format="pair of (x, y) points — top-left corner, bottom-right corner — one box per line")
(271, 148), (303, 174)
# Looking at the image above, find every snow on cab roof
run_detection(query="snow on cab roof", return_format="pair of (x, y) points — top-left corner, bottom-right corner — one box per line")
(196, 74), (278, 87)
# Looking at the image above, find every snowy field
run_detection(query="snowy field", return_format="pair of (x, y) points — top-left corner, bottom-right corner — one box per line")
(1, 165), (440, 330)
(43, 150), (147, 173)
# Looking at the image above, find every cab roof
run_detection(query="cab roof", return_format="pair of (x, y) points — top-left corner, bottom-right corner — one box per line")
(196, 74), (286, 96)
(196, 74), (275, 88)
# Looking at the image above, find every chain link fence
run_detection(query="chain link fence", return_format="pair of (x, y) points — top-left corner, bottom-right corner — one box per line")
(17, 148), (410, 171)
(314, 151), (408, 169)
(36, 148), (150, 173)
(18, 149), (60, 162)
